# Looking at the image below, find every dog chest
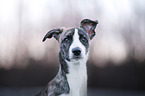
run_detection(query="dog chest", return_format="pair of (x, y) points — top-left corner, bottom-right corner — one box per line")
(66, 62), (87, 96)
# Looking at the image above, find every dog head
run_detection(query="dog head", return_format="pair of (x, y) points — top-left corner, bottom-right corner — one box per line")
(43, 19), (98, 63)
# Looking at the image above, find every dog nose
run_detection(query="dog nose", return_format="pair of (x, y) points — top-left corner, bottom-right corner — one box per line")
(72, 47), (81, 56)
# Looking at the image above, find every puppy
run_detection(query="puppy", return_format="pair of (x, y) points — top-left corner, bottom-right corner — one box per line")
(37, 19), (98, 96)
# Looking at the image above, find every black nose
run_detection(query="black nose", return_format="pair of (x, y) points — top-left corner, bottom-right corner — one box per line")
(72, 47), (81, 56)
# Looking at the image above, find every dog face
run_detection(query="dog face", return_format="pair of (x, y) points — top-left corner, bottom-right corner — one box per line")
(43, 19), (98, 62)
(58, 28), (89, 62)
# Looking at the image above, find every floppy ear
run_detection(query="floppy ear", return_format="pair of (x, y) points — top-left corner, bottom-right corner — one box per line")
(80, 19), (98, 40)
(42, 28), (63, 42)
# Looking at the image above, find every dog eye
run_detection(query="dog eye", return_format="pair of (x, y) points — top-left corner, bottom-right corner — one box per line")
(82, 37), (87, 42)
(63, 36), (71, 42)
(64, 38), (68, 42)
(80, 35), (87, 42)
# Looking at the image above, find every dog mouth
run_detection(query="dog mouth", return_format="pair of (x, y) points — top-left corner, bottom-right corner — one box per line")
(71, 55), (83, 60)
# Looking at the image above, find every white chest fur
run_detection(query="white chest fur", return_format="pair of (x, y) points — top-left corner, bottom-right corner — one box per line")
(66, 60), (87, 96)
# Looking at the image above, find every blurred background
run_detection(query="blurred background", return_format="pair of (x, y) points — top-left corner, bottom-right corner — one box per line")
(0, 0), (145, 96)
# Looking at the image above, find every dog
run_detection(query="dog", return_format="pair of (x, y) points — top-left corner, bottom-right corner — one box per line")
(37, 19), (98, 96)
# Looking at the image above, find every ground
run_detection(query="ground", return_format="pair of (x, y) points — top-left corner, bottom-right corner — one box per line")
(0, 87), (145, 96)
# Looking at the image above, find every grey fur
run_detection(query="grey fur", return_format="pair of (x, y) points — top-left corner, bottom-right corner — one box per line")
(36, 64), (70, 96)
(37, 19), (98, 96)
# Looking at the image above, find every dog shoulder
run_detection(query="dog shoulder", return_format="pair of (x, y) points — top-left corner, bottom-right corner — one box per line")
(37, 71), (70, 96)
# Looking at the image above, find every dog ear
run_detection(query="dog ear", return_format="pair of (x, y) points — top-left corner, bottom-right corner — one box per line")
(80, 19), (98, 40)
(42, 28), (63, 42)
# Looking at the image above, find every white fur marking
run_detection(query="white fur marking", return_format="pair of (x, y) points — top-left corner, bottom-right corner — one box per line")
(69, 28), (87, 61)
(66, 28), (88, 96)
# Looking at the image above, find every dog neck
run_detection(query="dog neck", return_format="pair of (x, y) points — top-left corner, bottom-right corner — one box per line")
(59, 52), (88, 96)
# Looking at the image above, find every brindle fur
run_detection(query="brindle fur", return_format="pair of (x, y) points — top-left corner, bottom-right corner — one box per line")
(37, 19), (98, 96)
